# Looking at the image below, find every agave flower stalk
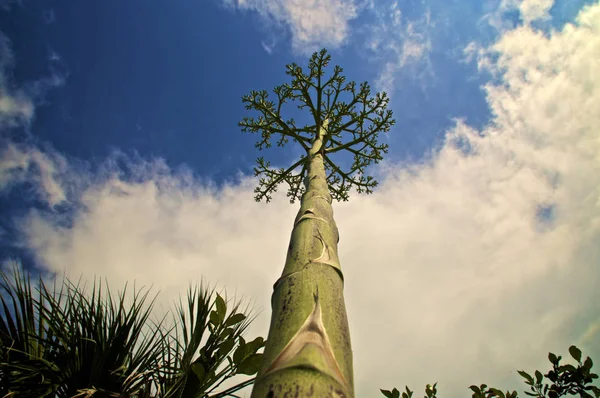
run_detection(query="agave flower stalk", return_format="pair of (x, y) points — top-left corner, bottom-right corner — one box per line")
(240, 48), (395, 397)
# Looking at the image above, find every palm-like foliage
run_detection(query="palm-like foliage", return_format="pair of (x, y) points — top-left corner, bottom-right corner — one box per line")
(1, 264), (163, 398)
(157, 285), (265, 398)
(0, 266), (58, 397)
(0, 262), (265, 398)
(40, 278), (163, 397)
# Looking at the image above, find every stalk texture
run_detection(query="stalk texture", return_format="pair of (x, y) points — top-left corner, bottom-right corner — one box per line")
(251, 124), (353, 398)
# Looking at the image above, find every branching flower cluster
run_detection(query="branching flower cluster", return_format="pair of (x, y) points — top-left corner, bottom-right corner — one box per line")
(239, 48), (396, 203)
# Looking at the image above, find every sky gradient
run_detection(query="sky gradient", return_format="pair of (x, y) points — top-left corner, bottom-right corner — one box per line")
(1, 0), (599, 396)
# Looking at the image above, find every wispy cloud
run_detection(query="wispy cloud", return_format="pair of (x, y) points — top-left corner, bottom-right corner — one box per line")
(223, 0), (360, 54)
(43, 8), (56, 25)
(481, 0), (556, 32)
(48, 51), (61, 62)
(0, 32), (65, 131)
(0, 0), (22, 12)
(0, 34), (35, 129)
(363, 0), (434, 95)
(0, 142), (68, 206)
(0, 32), (68, 206)
(260, 39), (274, 54)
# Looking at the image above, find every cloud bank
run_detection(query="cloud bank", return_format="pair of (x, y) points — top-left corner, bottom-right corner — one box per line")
(345, 0), (600, 388)
(2, 2), (600, 397)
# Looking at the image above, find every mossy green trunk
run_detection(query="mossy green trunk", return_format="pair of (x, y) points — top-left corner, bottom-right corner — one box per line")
(251, 124), (354, 398)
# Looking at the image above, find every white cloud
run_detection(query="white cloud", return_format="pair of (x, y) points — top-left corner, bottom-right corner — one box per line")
(365, 1), (434, 95)
(0, 25), (70, 208)
(0, 30), (65, 129)
(224, 0), (359, 54)
(0, 142), (68, 206)
(2, 2), (600, 397)
(498, 0), (554, 24)
(0, 34), (35, 129)
(518, 0), (555, 23)
(0, 31), (67, 206)
(260, 39), (274, 54)
(483, 0), (555, 31)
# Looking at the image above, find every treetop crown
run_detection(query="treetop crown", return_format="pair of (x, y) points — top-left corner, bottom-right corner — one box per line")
(240, 48), (396, 203)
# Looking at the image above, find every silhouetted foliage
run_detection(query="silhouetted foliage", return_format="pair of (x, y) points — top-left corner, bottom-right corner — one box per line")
(381, 345), (598, 398)
(0, 262), (265, 398)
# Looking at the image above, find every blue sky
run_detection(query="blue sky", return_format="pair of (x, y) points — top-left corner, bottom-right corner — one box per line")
(1, 0), (599, 397)
(0, 0), (496, 175)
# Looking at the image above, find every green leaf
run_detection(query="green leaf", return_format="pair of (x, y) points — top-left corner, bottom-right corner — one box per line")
(221, 327), (234, 339)
(381, 390), (394, 398)
(209, 310), (220, 326)
(233, 338), (247, 365)
(518, 370), (534, 384)
(490, 388), (505, 398)
(191, 361), (205, 381)
(206, 369), (217, 386)
(237, 353), (263, 375)
(548, 352), (558, 364)
(225, 313), (246, 327)
(535, 370), (543, 384)
(215, 293), (226, 322)
(559, 364), (577, 373)
(584, 356), (593, 371)
(470, 385), (482, 396)
(392, 388), (400, 398)
(246, 336), (265, 354)
(569, 345), (582, 362)
(218, 337), (235, 357)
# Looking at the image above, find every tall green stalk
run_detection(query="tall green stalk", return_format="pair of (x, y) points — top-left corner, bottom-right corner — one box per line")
(240, 49), (395, 397)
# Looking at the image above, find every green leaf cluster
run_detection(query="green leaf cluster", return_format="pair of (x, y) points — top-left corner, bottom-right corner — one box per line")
(381, 383), (438, 398)
(0, 262), (266, 398)
(381, 345), (598, 398)
(160, 290), (266, 398)
(240, 48), (396, 203)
